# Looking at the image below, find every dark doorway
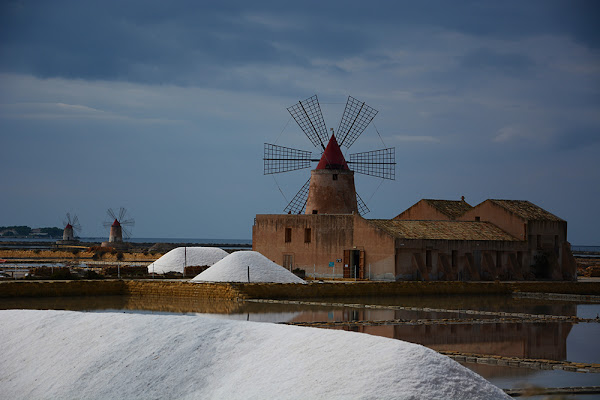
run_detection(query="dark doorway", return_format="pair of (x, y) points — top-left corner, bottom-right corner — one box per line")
(343, 249), (364, 279)
(350, 250), (360, 278)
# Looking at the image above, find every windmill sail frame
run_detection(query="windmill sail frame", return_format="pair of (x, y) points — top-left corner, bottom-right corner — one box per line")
(287, 95), (329, 150)
(268, 95), (396, 216)
(349, 148), (396, 180)
(284, 178), (311, 215)
(336, 96), (378, 148)
(264, 143), (313, 174)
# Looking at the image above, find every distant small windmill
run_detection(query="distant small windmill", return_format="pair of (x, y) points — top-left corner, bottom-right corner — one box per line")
(62, 213), (81, 241)
(56, 212), (81, 245)
(103, 207), (134, 243)
(264, 95), (396, 215)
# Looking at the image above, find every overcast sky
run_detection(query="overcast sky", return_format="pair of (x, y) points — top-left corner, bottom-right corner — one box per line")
(1, 0), (598, 243)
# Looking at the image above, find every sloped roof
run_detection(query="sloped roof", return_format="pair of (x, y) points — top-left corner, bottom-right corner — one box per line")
(369, 219), (519, 241)
(488, 200), (564, 222)
(423, 199), (473, 220)
(317, 134), (349, 170)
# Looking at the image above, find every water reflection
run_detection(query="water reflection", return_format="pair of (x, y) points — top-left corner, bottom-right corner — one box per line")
(0, 294), (580, 361)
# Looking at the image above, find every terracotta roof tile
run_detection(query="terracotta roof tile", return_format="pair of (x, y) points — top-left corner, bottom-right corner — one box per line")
(424, 199), (473, 220)
(489, 200), (563, 222)
(369, 219), (520, 241)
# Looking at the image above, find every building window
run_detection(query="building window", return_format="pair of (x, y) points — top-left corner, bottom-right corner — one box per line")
(475, 216), (480, 222)
(312, 210), (318, 214)
(285, 228), (292, 243)
(304, 228), (311, 243)
(283, 254), (294, 270)
(536, 235), (542, 249)
(426, 250), (432, 268)
(333, 174), (338, 181)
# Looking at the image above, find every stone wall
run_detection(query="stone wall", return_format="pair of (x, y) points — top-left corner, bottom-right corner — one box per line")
(1, 280), (598, 300)
(0, 280), (126, 297)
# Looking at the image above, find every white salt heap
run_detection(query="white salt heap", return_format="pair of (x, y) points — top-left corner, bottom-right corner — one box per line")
(191, 250), (306, 284)
(0, 310), (509, 399)
(147, 246), (228, 274)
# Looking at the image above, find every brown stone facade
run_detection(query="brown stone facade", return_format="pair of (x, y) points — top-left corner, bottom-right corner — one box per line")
(305, 169), (358, 215)
(252, 199), (577, 281)
(459, 200), (575, 280)
(252, 214), (397, 280)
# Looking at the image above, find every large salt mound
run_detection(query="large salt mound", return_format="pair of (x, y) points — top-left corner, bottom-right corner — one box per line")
(147, 247), (228, 274)
(191, 251), (306, 284)
(0, 310), (508, 399)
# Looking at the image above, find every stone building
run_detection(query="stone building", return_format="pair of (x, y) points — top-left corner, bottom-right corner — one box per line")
(252, 198), (577, 281)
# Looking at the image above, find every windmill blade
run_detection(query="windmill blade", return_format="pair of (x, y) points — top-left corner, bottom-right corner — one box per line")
(349, 148), (396, 180)
(264, 143), (314, 175)
(122, 225), (133, 240)
(283, 178), (311, 215)
(120, 218), (135, 227)
(118, 207), (127, 222)
(64, 212), (72, 227)
(356, 192), (370, 216)
(336, 96), (378, 148)
(70, 214), (81, 233)
(287, 95), (328, 150)
(107, 208), (117, 220)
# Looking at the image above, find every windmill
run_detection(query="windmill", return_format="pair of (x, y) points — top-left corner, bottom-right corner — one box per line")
(103, 207), (134, 243)
(264, 95), (395, 215)
(62, 213), (81, 241)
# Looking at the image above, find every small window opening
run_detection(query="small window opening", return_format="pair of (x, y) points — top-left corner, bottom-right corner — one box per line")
(304, 228), (311, 243)
(475, 216), (480, 222)
(333, 174), (338, 181)
(285, 228), (292, 243)
(312, 210), (318, 214)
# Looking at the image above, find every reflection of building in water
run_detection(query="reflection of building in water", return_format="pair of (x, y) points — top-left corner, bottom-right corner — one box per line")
(391, 322), (572, 361)
(288, 306), (575, 361)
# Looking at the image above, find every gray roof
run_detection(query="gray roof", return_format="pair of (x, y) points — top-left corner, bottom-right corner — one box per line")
(488, 200), (564, 222)
(369, 219), (519, 241)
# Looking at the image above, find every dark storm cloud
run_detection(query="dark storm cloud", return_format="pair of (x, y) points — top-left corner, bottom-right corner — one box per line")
(0, 0), (369, 86)
(1, 0), (597, 87)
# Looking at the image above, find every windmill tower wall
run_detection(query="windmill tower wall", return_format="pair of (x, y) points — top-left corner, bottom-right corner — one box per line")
(109, 223), (123, 243)
(305, 169), (358, 215)
(62, 225), (74, 241)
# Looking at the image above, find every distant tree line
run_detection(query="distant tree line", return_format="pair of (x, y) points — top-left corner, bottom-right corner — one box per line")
(0, 226), (62, 238)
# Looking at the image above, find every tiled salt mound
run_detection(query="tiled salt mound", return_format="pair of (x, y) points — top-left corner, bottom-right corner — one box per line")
(0, 310), (509, 399)
(147, 247), (228, 274)
(191, 250), (306, 284)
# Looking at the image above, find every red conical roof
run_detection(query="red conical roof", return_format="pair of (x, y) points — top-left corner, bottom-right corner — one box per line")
(112, 219), (121, 227)
(316, 134), (349, 170)
(65, 224), (72, 229)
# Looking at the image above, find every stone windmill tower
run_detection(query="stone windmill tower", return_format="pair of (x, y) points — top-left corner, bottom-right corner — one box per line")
(56, 213), (81, 245)
(264, 95), (396, 215)
(101, 207), (134, 248)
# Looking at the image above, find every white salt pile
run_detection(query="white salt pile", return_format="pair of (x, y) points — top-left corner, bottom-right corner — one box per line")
(0, 310), (509, 399)
(147, 246), (228, 274)
(191, 250), (306, 284)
